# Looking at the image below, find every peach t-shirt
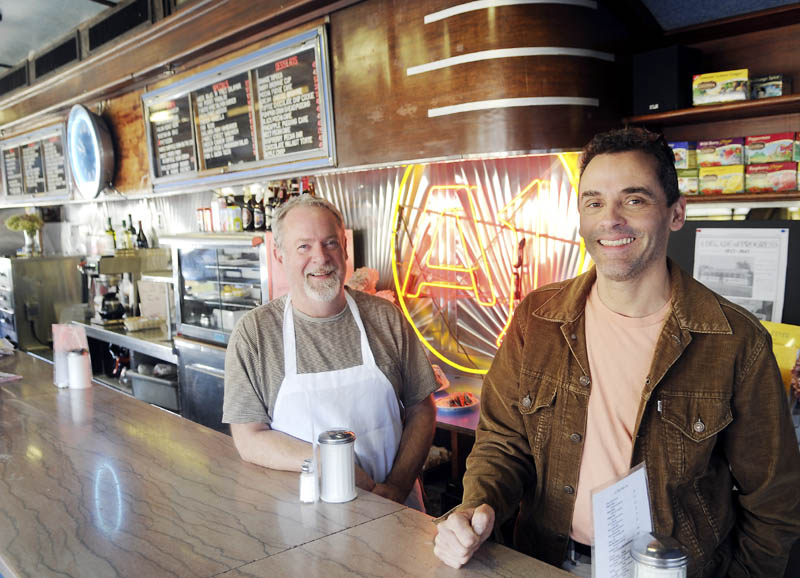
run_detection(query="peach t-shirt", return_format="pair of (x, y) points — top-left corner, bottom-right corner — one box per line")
(570, 283), (671, 545)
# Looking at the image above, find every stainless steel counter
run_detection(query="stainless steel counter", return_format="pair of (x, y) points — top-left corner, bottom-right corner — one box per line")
(73, 319), (177, 364)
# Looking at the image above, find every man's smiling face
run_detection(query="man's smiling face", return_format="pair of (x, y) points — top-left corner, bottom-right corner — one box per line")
(578, 150), (686, 283)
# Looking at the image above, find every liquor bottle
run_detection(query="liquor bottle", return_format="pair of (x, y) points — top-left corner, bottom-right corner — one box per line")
(253, 189), (265, 231)
(120, 220), (133, 249)
(105, 217), (117, 250)
(127, 215), (136, 237)
(227, 193), (242, 232)
(243, 190), (255, 231)
(136, 221), (149, 249)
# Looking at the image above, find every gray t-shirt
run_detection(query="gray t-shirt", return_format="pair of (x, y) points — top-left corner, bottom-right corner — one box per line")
(223, 289), (438, 425)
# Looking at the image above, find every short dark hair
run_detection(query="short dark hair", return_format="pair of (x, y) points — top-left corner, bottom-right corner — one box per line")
(579, 127), (680, 206)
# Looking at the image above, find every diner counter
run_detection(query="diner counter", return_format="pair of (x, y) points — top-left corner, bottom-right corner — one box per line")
(0, 351), (569, 578)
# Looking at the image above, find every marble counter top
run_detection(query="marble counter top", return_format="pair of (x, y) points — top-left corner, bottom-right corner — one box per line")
(0, 352), (569, 578)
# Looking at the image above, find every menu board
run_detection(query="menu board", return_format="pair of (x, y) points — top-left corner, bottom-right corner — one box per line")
(42, 134), (67, 190)
(150, 96), (197, 177)
(22, 141), (46, 194)
(255, 47), (323, 159)
(193, 72), (257, 170)
(143, 27), (335, 189)
(2, 147), (24, 196)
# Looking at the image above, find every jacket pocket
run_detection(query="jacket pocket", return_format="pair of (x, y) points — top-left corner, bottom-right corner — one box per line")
(518, 371), (559, 458)
(658, 392), (733, 477)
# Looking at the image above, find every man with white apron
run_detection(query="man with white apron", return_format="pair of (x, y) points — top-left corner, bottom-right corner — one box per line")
(224, 196), (437, 511)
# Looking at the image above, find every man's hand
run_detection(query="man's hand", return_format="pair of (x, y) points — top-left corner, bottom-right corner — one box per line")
(433, 504), (495, 568)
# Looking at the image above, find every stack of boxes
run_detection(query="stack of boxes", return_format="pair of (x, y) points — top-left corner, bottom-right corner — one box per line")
(670, 134), (799, 196)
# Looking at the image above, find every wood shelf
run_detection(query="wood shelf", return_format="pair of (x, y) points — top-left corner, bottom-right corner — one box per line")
(625, 94), (800, 126)
(686, 191), (800, 204)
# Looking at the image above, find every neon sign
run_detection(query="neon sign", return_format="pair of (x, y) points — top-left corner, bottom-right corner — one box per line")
(392, 154), (588, 375)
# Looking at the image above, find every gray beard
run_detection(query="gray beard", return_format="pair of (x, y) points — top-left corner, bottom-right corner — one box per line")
(304, 269), (342, 302)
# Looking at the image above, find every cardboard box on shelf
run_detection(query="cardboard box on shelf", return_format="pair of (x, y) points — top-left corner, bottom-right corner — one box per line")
(745, 162), (797, 193)
(677, 169), (699, 195)
(692, 69), (748, 105)
(697, 138), (744, 167)
(699, 165), (744, 195)
(750, 74), (792, 100)
(669, 141), (697, 169)
(745, 132), (795, 164)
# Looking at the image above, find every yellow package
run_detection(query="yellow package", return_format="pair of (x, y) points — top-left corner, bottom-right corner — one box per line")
(761, 320), (800, 396)
(699, 165), (744, 195)
(693, 69), (749, 105)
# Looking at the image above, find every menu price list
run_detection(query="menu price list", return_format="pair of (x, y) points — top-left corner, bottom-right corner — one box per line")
(43, 135), (67, 191)
(22, 142), (46, 194)
(256, 47), (324, 159)
(2, 147), (24, 196)
(194, 72), (257, 170)
(151, 97), (198, 178)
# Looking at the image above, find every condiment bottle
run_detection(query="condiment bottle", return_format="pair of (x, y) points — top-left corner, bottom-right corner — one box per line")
(299, 458), (318, 503)
(631, 533), (688, 577)
(318, 430), (357, 503)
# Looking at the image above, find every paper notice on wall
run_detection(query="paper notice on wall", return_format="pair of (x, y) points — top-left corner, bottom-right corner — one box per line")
(591, 462), (652, 578)
(693, 228), (789, 322)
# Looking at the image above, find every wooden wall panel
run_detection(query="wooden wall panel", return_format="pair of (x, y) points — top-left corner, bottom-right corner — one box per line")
(330, 0), (628, 166)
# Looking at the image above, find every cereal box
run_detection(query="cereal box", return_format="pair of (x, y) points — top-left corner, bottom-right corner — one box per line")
(699, 165), (744, 195)
(794, 134), (800, 162)
(745, 162), (797, 193)
(669, 142), (696, 169)
(677, 169), (699, 195)
(750, 75), (792, 99)
(692, 69), (749, 105)
(745, 132), (795, 164)
(697, 138), (744, 167)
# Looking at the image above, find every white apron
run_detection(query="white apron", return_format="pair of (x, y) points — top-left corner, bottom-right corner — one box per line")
(270, 293), (423, 510)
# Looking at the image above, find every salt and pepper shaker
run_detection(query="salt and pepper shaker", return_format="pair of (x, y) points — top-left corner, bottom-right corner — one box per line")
(631, 533), (688, 577)
(298, 458), (318, 503)
(318, 430), (357, 503)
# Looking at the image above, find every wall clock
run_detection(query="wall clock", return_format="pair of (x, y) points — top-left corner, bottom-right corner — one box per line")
(67, 104), (115, 199)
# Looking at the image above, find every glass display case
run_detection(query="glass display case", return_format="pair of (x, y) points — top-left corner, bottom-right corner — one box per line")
(161, 233), (268, 345)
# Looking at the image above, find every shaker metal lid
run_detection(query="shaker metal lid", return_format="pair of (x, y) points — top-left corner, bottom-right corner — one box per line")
(631, 533), (688, 568)
(318, 430), (356, 445)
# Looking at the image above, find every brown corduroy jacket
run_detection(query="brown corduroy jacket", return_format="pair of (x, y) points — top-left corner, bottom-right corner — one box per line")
(461, 260), (800, 577)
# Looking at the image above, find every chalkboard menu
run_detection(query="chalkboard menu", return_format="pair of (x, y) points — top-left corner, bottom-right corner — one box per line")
(149, 96), (197, 177)
(2, 147), (24, 196)
(22, 142), (46, 194)
(143, 26), (335, 191)
(42, 134), (67, 190)
(255, 47), (322, 159)
(194, 72), (257, 170)
(1, 124), (70, 199)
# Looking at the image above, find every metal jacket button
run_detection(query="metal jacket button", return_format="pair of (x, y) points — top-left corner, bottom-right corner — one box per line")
(564, 485), (575, 494)
(693, 418), (706, 433)
(522, 395), (532, 409)
(570, 433), (582, 443)
(570, 333), (577, 341)
(579, 375), (591, 387)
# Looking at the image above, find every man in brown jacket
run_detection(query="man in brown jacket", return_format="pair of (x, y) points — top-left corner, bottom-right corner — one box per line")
(433, 127), (800, 577)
